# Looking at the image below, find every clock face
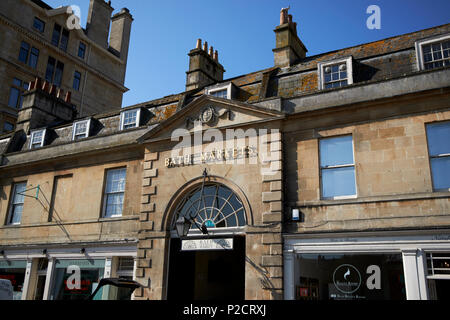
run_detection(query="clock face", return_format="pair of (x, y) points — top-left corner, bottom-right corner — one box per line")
(201, 107), (214, 124)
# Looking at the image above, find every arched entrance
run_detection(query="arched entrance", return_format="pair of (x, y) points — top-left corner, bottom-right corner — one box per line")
(166, 182), (247, 300)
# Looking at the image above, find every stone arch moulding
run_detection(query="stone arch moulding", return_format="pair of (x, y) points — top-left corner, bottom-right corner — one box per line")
(161, 174), (254, 233)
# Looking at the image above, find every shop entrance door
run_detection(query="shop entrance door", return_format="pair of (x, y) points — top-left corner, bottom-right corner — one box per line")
(167, 236), (245, 300)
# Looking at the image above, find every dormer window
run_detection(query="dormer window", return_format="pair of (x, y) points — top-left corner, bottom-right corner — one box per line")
(72, 119), (91, 140)
(318, 57), (353, 90)
(30, 129), (46, 149)
(205, 82), (235, 99)
(120, 109), (141, 130)
(415, 34), (450, 71)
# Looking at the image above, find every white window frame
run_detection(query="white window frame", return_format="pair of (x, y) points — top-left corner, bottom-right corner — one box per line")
(425, 121), (450, 192)
(102, 168), (127, 218)
(29, 129), (46, 149)
(205, 83), (232, 99)
(319, 135), (357, 200)
(415, 33), (450, 71)
(72, 119), (91, 141)
(120, 109), (141, 131)
(317, 56), (353, 90)
(7, 182), (27, 225)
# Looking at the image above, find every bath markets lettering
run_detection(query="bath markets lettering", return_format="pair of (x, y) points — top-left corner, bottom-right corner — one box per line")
(165, 146), (257, 168)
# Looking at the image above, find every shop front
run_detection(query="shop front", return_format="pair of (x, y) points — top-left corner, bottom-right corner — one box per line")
(284, 230), (450, 300)
(0, 244), (137, 300)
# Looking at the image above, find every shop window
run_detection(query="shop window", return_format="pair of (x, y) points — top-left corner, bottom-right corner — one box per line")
(295, 253), (406, 300)
(318, 57), (354, 90)
(103, 168), (127, 218)
(171, 183), (246, 233)
(319, 135), (356, 199)
(0, 260), (27, 300)
(426, 121), (450, 191)
(7, 182), (27, 225)
(426, 253), (450, 300)
(49, 259), (105, 300)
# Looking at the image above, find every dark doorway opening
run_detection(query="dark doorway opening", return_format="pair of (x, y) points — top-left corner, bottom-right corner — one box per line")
(167, 235), (245, 300)
(428, 279), (450, 300)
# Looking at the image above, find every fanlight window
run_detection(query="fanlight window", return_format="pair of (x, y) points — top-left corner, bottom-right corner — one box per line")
(172, 184), (246, 231)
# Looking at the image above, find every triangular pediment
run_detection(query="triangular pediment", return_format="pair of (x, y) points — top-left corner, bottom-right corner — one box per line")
(138, 95), (284, 142)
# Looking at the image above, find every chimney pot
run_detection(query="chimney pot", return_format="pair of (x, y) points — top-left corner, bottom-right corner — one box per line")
(196, 39), (202, 49)
(214, 50), (218, 62)
(42, 81), (50, 92)
(209, 46), (214, 57)
(203, 41), (208, 52)
(57, 88), (64, 100)
(65, 91), (72, 104)
(50, 84), (57, 96)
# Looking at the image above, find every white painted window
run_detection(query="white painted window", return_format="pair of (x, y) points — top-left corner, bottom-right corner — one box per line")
(72, 120), (91, 141)
(317, 57), (353, 90)
(120, 109), (141, 130)
(426, 121), (450, 191)
(103, 168), (127, 218)
(8, 182), (27, 225)
(415, 34), (450, 71)
(205, 83), (233, 99)
(319, 135), (357, 199)
(29, 129), (46, 149)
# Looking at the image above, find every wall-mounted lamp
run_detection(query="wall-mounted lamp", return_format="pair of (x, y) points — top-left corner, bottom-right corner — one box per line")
(42, 249), (47, 255)
(80, 248), (86, 254)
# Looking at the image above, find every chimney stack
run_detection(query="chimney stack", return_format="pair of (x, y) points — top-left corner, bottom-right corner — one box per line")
(15, 78), (77, 134)
(186, 39), (225, 91)
(109, 7), (134, 69)
(273, 7), (308, 67)
(86, 0), (114, 49)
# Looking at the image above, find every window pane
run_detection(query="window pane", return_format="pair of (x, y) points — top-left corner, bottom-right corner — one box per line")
(430, 157), (450, 190)
(10, 204), (23, 224)
(3, 122), (14, 132)
(13, 183), (26, 204)
(78, 42), (86, 59)
(427, 122), (450, 156)
(320, 135), (354, 167)
(28, 47), (39, 69)
(45, 57), (56, 82)
(51, 24), (61, 46)
(33, 17), (45, 32)
(18, 42), (30, 63)
(73, 72), (81, 90)
(105, 193), (124, 217)
(321, 166), (356, 198)
(54, 62), (64, 87)
(106, 168), (126, 193)
(8, 87), (20, 108)
(60, 29), (69, 52)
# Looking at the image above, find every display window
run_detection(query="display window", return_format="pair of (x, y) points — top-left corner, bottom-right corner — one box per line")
(0, 260), (26, 300)
(50, 259), (105, 300)
(295, 253), (406, 300)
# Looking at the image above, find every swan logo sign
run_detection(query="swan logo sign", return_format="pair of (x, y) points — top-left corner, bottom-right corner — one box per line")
(333, 264), (382, 296)
(333, 264), (362, 294)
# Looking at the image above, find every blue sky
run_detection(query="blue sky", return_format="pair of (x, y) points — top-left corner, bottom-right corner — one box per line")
(44, 0), (450, 107)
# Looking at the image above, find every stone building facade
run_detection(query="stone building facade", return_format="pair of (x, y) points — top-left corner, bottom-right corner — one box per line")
(0, 0), (133, 134)
(0, 8), (449, 300)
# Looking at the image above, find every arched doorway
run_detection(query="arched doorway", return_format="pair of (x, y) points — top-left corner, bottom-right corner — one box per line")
(167, 182), (247, 300)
